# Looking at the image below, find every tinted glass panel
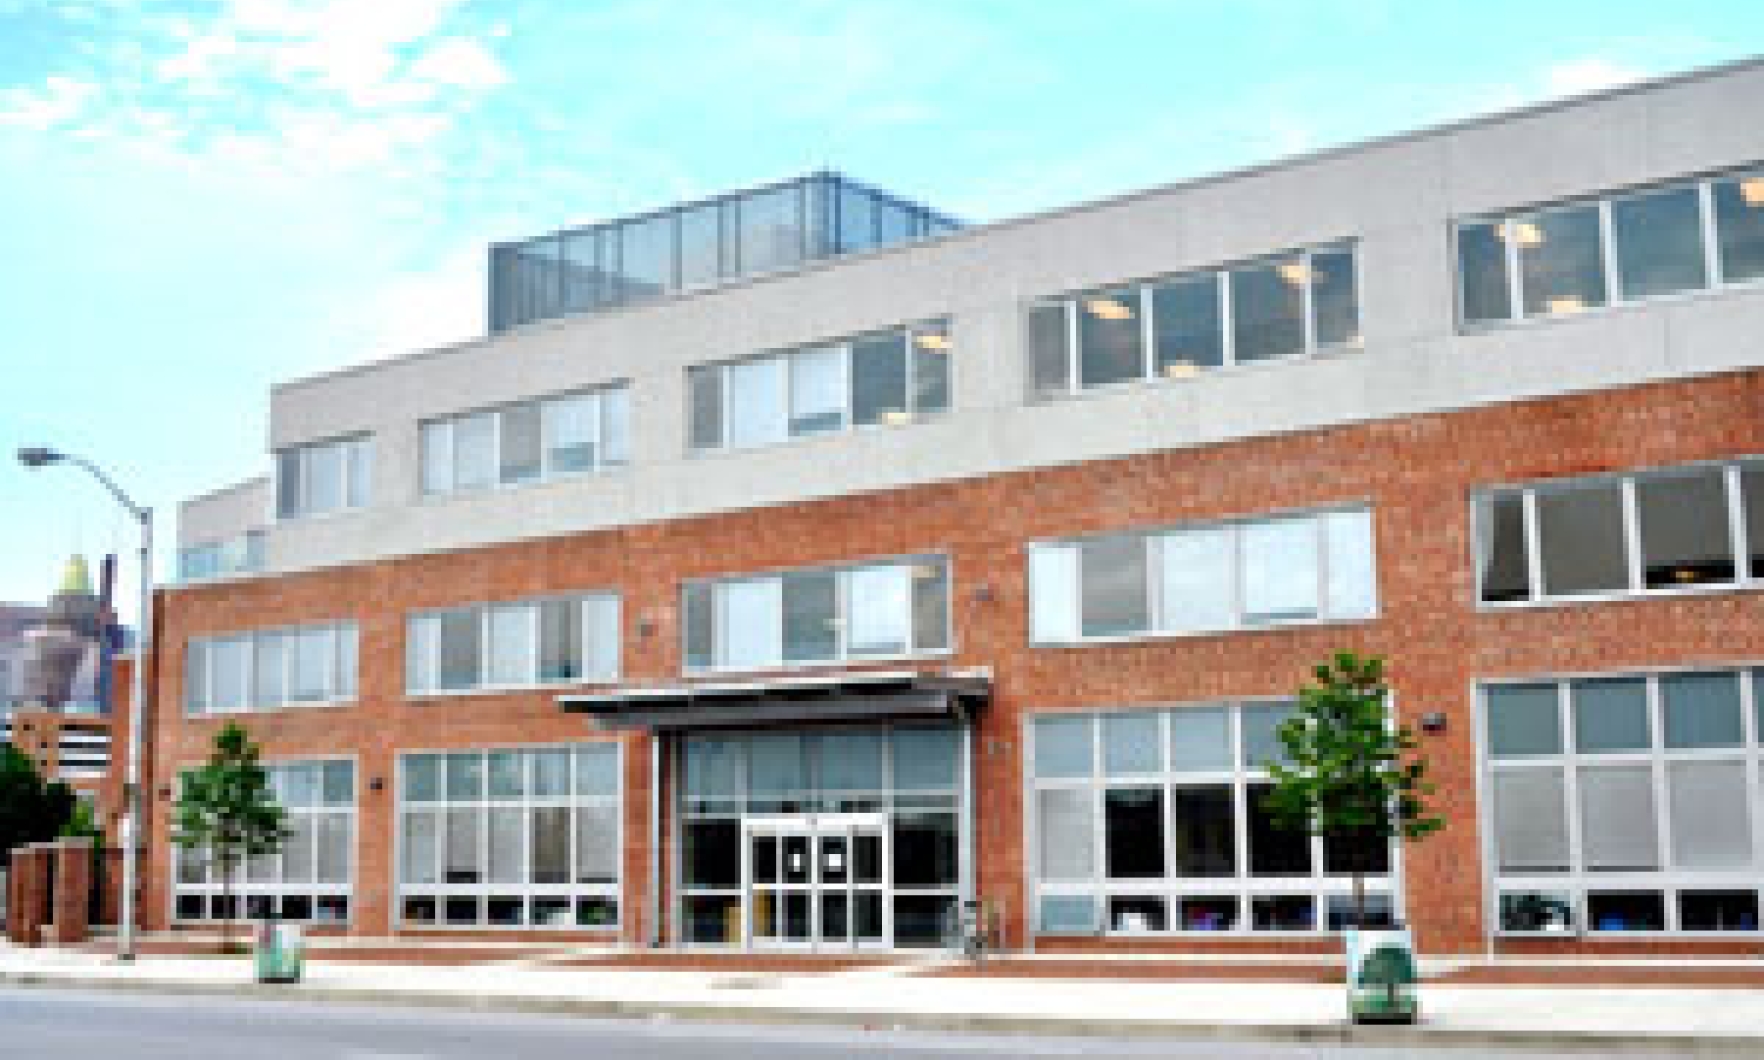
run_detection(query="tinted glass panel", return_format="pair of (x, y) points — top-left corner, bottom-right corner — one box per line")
(1477, 491), (1531, 602)
(499, 402), (542, 484)
(911, 324), (951, 414)
(1635, 468), (1735, 588)
(1241, 517), (1320, 622)
(1034, 715), (1093, 779)
(1159, 527), (1234, 632)
(1173, 784), (1235, 877)
(688, 367), (723, 450)
(788, 346), (845, 437)
(1028, 303), (1071, 397)
(1458, 221), (1512, 323)
(543, 393), (598, 474)
(1169, 706), (1232, 772)
(1518, 207), (1606, 316)
(1077, 288), (1144, 388)
(726, 358), (787, 448)
(1571, 677), (1650, 753)
(1104, 787), (1165, 879)
(1103, 712), (1161, 774)
(1714, 174), (1764, 283)
(1535, 483), (1627, 596)
(1486, 683), (1562, 758)
(1612, 186), (1707, 299)
(1745, 464), (1764, 578)
(852, 332), (910, 426)
(1230, 259), (1306, 362)
(1151, 274), (1223, 377)
(1310, 248), (1358, 346)
(1247, 784), (1311, 876)
(1079, 535), (1149, 638)
(780, 570), (837, 664)
(1662, 671), (1744, 749)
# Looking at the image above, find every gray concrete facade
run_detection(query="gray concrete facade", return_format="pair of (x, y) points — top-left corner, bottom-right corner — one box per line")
(178, 58), (1764, 581)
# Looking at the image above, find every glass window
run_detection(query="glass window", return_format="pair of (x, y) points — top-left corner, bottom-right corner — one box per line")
(836, 182), (876, 253)
(1485, 683), (1562, 758)
(537, 598), (581, 683)
(682, 582), (714, 670)
(1518, 206), (1606, 317)
(1668, 761), (1752, 869)
(1240, 702), (1296, 770)
(780, 570), (837, 664)
(1104, 787), (1164, 879)
(894, 812), (958, 887)
(1745, 464), (1764, 579)
(1247, 784), (1311, 875)
(788, 346), (845, 436)
(817, 730), (884, 794)
(1034, 715), (1093, 779)
(617, 215), (674, 299)
(1491, 767), (1570, 872)
(1713, 173), (1764, 284)
(1169, 706), (1232, 772)
(437, 610), (482, 691)
(1323, 509), (1378, 619)
(303, 441), (345, 515)
(737, 185), (803, 275)
(685, 737), (740, 811)
(1579, 766), (1660, 871)
(499, 402), (542, 484)
(747, 732), (808, 812)
(1241, 516), (1320, 623)
(575, 745), (619, 798)
(1038, 894), (1096, 933)
(1571, 677), (1650, 753)
(210, 636), (250, 713)
(1476, 491), (1531, 602)
(1077, 288), (1144, 388)
(252, 632), (286, 708)
(678, 203), (723, 287)
(1310, 247), (1358, 346)
(1079, 535), (1150, 638)
(346, 438), (371, 510)
(845, 564), (912, 657)
(404, 755), (440, 802)
(1028, 544), (1080, 643)
(852, 332), (910, 427)
(718, 578), (782, 670)
(726, 357), (787, 449)
(543, 393), (599, 474)
(487, 605), (532, 687)
(289, 627), (333, 702)
(420, 422), (452, 494)
(560, 231), (601, 313)
(1612, 185), (1707, 299)
(1587, 891), (1665, 932)
(1158, 526), (1234, 632)
(406, 614), (438, 694)
(911, 323), (951, 415)
(1103, 712), (1161, 775)
(1037, 787), (1094, 882)
(688, 366), (724, 450)
(892, 727), (959, 791)
(1230, 258), (1306, 362)
(1662, 671), (1744, 749)
(452, 413), (496, 491)
(1635, 467), (1735, 589)
(1535, 482), (1628, 597)
(1151, 274), (1224, 377)
(1173, 784), (1236, 876)
(910, 559), (950, 654)
(599, 387), (629, 467)
(1679, 890), (1759, 932)
(1458, 220), (1512, 323)
(1028, 303), (1071, 397)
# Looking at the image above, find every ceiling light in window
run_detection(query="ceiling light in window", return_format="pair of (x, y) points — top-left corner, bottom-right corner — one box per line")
(911, 564), (943, 581)
(1497, 221), (1545, 248)
(1672, 567), (1702, 583)
(914, 332), (952, 352)
(880, 409), (915, 426)
(1162, 360), (1199, 379)
(1276, 262), (1314, 286)
(1741, 178), (1764, 207)
(1083, 297), (1134, 321)
(1545, 295), (1585, 315)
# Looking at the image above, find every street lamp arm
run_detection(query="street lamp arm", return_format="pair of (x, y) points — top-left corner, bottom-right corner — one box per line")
(63, 454), (149, 523)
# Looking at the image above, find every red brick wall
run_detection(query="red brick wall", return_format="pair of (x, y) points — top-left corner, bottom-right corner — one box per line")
(144, 369), (1764, 955)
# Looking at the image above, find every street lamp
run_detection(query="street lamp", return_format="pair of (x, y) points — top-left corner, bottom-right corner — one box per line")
(18, 447), (152, 963)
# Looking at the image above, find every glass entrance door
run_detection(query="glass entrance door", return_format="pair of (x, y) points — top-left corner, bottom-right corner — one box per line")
(743, 814), (889, 950)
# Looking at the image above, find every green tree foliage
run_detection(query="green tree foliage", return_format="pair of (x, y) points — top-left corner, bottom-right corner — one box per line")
(171, 722), (287, 951)
(1262, 653), (1443, 927)
(0, 743), (76, 863)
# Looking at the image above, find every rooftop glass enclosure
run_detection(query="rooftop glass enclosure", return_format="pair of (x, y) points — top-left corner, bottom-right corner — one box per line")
(489, 172), (961, 333)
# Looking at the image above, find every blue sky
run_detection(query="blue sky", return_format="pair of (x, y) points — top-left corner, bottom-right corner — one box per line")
(0, 0), (1759, 622)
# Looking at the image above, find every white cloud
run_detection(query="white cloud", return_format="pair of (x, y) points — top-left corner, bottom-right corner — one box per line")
(408, 37), (508, 91)
(0, 76), (97, 130)
(356, 243), (486, 364)
(1542, 58), (1645, 98)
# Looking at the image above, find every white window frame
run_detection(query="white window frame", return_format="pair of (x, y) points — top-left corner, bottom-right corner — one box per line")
(1472, 456), (1764, 610)
(1454, 166), (1764, 333)
(1024, 702), (1401, 938)
(276, 435), (372, 520)
(683, 554), (954, 675)
(420, 384), (630, 498)
(1027, 240), (1360, 400)
(1027, 504), (1378, 647)
(404, 593), (621, 696)
(1479, 665), (1764, 937)
(391, 742), (623, 931)
(184, 622), (358, 716)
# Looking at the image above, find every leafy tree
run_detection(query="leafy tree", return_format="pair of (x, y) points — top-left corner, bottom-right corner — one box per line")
(0, 743), (76, 864)
(1262, 653), (1442, 929)
(59, 799), (103, 843)
(171, 723), (287, 952)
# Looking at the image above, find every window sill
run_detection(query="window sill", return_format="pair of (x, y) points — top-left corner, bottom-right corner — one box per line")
(683, 650), (955, 681)
(418, 463), (629, 505)
(1477, 580), (1764, 613)
(1458, 273), (1764, 337)
(186, 698), (356, 719)
(1030, 340), (1363, 405)
(689, 411), (953, 461)
(1031, 613), (1378, 651)
(405, 677), (622, 702)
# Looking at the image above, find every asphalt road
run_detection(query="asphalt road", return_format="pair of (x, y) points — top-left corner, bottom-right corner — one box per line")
(0, 986), (1687, 1058)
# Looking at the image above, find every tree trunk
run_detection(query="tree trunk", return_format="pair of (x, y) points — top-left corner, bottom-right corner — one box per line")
(220, 850), (236, 955)
(1352, 871), (1367, 930)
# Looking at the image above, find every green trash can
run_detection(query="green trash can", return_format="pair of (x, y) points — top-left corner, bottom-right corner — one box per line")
(254, 921), (304, 984)
(1346, 926), (1419, 1024)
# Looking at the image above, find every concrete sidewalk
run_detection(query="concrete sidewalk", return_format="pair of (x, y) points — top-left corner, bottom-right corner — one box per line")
(5, 942), (1764, 1053)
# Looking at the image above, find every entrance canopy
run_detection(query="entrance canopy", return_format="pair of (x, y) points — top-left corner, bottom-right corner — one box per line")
(558, 669), (989, 732)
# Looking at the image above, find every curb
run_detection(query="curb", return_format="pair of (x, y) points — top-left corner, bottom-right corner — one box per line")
(3, 969), (1761, 1055)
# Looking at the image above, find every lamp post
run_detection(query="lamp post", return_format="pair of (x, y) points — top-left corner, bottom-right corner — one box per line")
(19, 447), (152, 962)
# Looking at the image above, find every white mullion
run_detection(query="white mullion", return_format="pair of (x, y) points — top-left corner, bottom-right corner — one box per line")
(1299, 250), (1318, 355)
(1504, 216), (1525, 320)
(1743, 671), (1764, 886)
(1620, 476), (1644, 593)
(1227, 521), (1246, 630)
(477, 605), (491, 690)
(1090, 715), (1104, 893)
(1726, 462), (1750, 585)
(1559, 682), (1585, 888)
(1648, 675), (1675, 930)
(490, 407), (504, 489)
(1063, 299), (1080, 394)
(1521, 489), (1544, 601)
(1699, 180), (1724, 288)
(1315, 511), (1332, 619)
(1145, 534), (1163, 633)
(1138, 284), (1155, 381)
(537, 397), (555, 480)
(1598, 199), (1622, 305)
(527, 601), (541, 686)
(718, 363), (733, 451)
(1219, 269), (1236, 366)
(840, 341), (855, 426)
(585, 393), (605, 476)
